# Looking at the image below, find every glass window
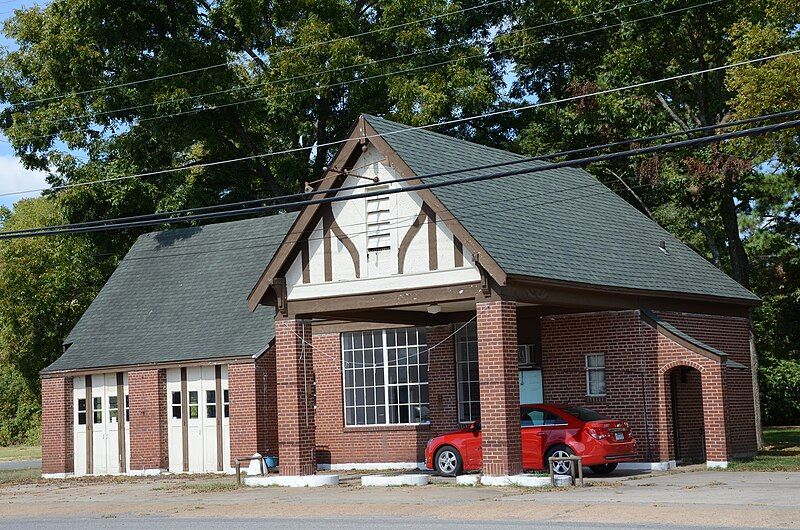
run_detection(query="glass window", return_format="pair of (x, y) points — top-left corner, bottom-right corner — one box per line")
(562, 406), (607, 422)
(342, 328), (429, 426)
(188, 391), (199, 419)
(223, 389), (229, 418)
(455, 321), (480, 423)
(171, 391), (182, 419)
(521, 408), (567, 426)
(125, 395), (130, 422)
(586, 354), (606, 396)
(77, 398), (87, 425)
(206, 390), (217, 419)
(108, 395), (118, 423)
(93, 396), (102, 424)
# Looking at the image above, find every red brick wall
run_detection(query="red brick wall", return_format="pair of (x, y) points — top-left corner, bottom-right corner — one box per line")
(275, 319), (316, 475)
(41, 377), (73, 475)
(476, 300), (522, 476)
(256, 346), (278, 457)
(657, 312), (756, 459)
(312, 327), (457, 466)
(128, 369), (168, 471)
(541, 310), (755, 463)
(228, 361), (261, 463)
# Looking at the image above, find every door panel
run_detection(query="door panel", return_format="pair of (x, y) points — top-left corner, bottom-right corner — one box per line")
(166, 368), (184, 473)
(73, 377), (88, 476)
(91, 375), (106, 474)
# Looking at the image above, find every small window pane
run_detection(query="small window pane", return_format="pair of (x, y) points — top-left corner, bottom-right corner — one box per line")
(77, 398), (86, 412)
(189, 406), (199, 419)
(172, 391), (181, 405)
(172, 406), (182, 419)
(207, 405), (217, 418)
(206, 390), (216, 404)
(93, 397), (102, 424)
(189, 391), (198, 405)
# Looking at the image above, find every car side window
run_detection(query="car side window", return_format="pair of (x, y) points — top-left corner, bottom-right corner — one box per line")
(522, 409), (567, 427)
(521, 409), (545, 426)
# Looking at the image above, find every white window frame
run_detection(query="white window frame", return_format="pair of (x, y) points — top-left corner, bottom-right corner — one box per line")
(342, 327), (430, 427)
(585, 353), (606, 397)
(455, 321), (480, 424)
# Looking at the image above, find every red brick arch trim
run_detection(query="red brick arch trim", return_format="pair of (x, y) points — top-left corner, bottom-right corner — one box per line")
(659, 359), (705, 375)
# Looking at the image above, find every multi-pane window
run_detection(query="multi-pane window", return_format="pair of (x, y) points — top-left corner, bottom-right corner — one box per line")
(77, 398), (87, 425)
(342, 327), (429, 426)
(171, 391), (182, 419)
(455, 322), (480, 423)
(586, 353), (606, 396)
(93, 396), (103, 424)
(206, 390), (217, 419)
(108, 395), (119, 423)
(188, 391), (199, 419)
(125, 395), (130, 422)
(223, 389), (230, 418)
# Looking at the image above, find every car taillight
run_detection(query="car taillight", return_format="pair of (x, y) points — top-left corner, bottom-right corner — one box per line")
(587, 427), (611, 440)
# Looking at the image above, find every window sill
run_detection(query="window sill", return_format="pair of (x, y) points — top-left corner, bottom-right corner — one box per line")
(344, 423), (431, 432)
(586, 395), (606, 403)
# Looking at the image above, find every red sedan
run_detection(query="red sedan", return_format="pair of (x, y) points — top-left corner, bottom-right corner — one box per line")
(425, 404), (637, 476)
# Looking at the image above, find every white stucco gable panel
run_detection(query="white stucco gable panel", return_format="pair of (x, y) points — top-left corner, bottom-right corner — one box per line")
(285, 146), (480, 300)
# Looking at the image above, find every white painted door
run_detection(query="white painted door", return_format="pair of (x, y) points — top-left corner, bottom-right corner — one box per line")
(166, 366), (231, 474)
(166, 368), (184, 473)
(74, 373), (130, 476)
(73, 377), (88, 476)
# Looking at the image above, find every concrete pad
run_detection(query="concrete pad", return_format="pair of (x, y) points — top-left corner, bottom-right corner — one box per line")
(480, 474), (551, 487)
(618, 460), (675, 471)
(456, 474), (480, 486)
(361, 474), (429, 487)
(706, 460), (729, 469)
(245, 474), (339, 487)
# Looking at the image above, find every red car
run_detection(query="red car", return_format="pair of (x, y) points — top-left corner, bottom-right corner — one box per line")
(425, 404), (637, 476)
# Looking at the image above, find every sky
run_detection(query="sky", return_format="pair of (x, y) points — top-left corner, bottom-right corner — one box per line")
(0, 1), (50, 209)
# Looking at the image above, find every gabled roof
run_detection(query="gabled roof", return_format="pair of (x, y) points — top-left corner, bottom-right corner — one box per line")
(43, 213), (297, 374)
(363, 114), (759, 304)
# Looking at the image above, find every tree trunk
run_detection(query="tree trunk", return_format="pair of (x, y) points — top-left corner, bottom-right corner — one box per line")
(720, 181), (762, 450)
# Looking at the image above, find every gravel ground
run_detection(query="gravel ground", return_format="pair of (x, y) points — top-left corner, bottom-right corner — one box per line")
(0, 468), (798, 528)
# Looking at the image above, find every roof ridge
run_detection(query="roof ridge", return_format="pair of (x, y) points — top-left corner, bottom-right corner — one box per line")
(361, 113), (527, 160)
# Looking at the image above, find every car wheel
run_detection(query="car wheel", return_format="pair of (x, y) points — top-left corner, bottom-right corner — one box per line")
(589, 463), (618, 475)
(434, 445), (463, 477)
(545, 445), (576, 476)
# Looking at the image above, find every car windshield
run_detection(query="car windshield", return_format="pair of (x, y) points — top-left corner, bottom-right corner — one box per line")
(562, 406), (607, 422)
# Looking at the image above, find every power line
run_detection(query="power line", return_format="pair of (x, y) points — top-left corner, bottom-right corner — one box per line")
(8, 0), (710, 141)
(4, 107), (798, 235)
(3, 116), (798, 240)
(6, 0), (513, 107)
(3, 48), (797, 199)
(9, 0), (665, 131)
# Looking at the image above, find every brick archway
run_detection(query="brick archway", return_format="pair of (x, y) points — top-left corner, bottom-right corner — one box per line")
(663, 365), (705, 464)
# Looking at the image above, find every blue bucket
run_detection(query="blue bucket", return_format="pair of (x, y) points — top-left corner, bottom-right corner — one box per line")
(264, 456), (279, 469)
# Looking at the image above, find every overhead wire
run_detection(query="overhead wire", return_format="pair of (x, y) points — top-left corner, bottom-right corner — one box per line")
(2, 48), (796, 200)
(9, 0), (666, 131)
(3, 106), (798, 235)
(5, 0), (515, 107)
(2, 115), (799, 240)
(7, 0), (713, 140)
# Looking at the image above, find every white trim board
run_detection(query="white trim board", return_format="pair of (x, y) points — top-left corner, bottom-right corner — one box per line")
(317, 461), (426, 471)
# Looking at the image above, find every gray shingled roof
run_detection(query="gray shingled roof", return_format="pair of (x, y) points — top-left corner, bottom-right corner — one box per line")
(43, 213), (297, 373)
(365, 114), (759, 303)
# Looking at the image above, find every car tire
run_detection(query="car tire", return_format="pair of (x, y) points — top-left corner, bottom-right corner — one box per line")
(545, 444), (576, 476)
(589, 463), (618, 475)
(434, 445), (463, 477)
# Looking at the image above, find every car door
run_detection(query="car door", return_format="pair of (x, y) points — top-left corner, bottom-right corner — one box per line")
(520, 408), (546, 470)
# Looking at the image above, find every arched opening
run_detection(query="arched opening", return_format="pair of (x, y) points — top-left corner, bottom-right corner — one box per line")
(667, 366), (706, 465)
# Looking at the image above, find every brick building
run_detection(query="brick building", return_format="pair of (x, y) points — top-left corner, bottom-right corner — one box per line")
(41, 115), (759, 478)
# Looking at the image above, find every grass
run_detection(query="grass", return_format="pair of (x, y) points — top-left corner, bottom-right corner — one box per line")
(727, 427), (800, 472)
(0, 468), (41, 485)
(0, 445), (41, 462)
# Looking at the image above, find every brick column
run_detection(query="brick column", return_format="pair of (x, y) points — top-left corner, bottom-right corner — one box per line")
(701, 364), (731, 465)
(427, 325), (459, 436)
(275, 318), (316, 475)
(476, 300), (522, 476)
(129, 369), (168, 472)
(229, 361), (260, 463)
(41, 376), (73, 476)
